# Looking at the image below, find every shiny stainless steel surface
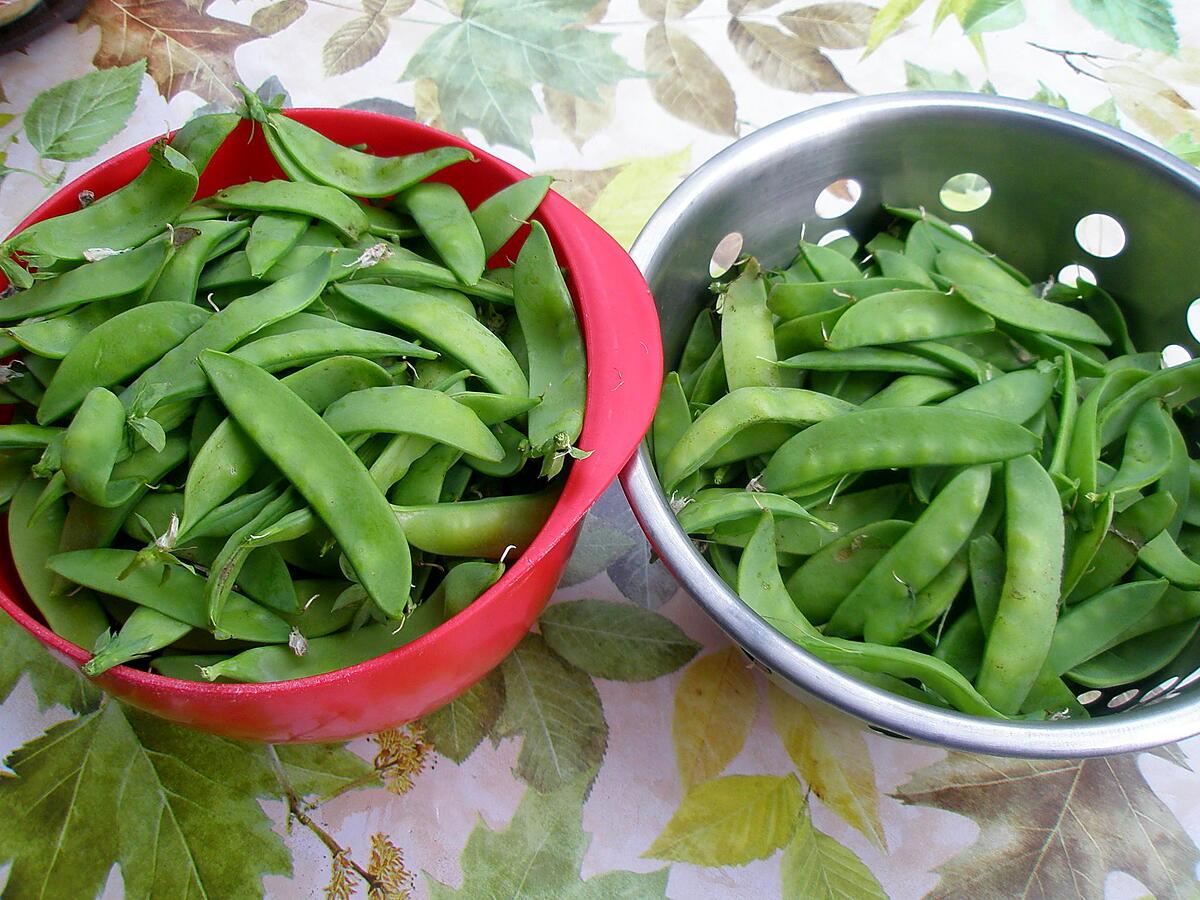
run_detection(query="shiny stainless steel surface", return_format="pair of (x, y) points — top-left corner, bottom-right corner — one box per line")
(622, 92), (1200, 758)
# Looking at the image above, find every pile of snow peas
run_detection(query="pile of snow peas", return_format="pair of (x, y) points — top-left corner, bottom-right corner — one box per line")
(652, 210), (1200, 720)
(0, 88), (587, 684)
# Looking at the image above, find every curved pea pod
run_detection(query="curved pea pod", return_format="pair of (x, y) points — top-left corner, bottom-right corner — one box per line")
(464, 422), (526, 478)
(799, 240), (862, 282)
(1068, 492), (1176, 603)
(150, 654), (227, 680)
(169, 112), (239, 173)
(0, 424), (62, 449)
(953, 282), (1109, 346)
(860, 374), (959, 409)
(774, 305), (848, 357)
(347, 243), (515, 304)
(1067, 619), (1200, 689)
(337, 284), (527, 396)
(905, 552), (970, 640)
(779, 347), (955, 378)
(514, 221), (587, 470)
(1007, 328), (1108, 378)
(388, 443), (460, 505)
(268, 112), (472, 198)
(398, 181), (485, 285)
(200, 351), (412, 619)
(6, 296), (134, 359)
(678, 309), (717, 392)
(62, 388), (142, 507)
(0, 237), (172, 323)
(7, 142), (198, 262)
(123, 253), (332, 415)
(902, 340), (994, 384)
(826, 289), (994, 350)
(1099, 358), (1200, 447)
(786, 519), (911, 625)
(1061, 493), (1116, 600)
(1137, 530), (1200, 588)
(180, 356), (391, 536)
(431, 559), (506, 617)
(49, 549), (290, 642)
(472, 175), (553, 258)
(1077, 281), (1134, 355)
(933, 246), (1030, 294)
(1160, 414), (1191, 540)
(391, 489), (558, 558)
(720, 259), (779, 390)
(761, 407), (1037, 495)
(245, 212), (309, 279)
(8, 477), (109, 647)
(38, 302), (212, 425)
(687, 342), (727, 406)
(977, 455), (1065, 715)
(212, 180), (369, 242)
(82, 607), (191, 677)
(233, 326), (435, 372)
(323, 385), (504, 462)
(767, 278), (920, 320)
(874, 249), (936, 286)
(149, 219), (249, 304)
(942, 366), (1058, 423)
(651, 372), (688, 470)
(676, 489), (834, 533)
(826, 466), (991, 642)
(660, 387), (854, 491)
(1045, 579), (1169, 675)
(1103, 400), (1173, 497)
(887, 206), (1030, 285)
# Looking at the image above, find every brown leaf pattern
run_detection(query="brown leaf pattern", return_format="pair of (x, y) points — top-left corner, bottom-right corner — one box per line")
(727, 17), (854, 94)
(539, 166), (621, 211)
(251, 0), (307, 36)
(644, 23), (737, 136)
(544, 85), (615, 150)
(779, 2), (876, 49)
(639, 0), (702, 19)
(79, 0), (260, 104)
(894, 751), (1200, 900)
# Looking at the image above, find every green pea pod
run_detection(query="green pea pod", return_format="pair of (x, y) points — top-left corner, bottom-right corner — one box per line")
(0, 424), (62, 448)
(0, 449), (38, 508)
(677, 309), (717, 392)
(181, 356), (391, 537)
(1061, 492), (1116, 600)
(934, 246), (1031, 294)
(1160, 414), (1190, 540)
(651, 372), (691, 475)
(240, 546), (298, 614)
(268, 112), (472, 198)
(398, 181), (485, 285)
(905, 552), (970, 640)
(933, 609), (985, 680)
(661, 387), (854, 491)
(363, 205), (418, 240)
(827, 466), (990, 642)
(7, 142), (198, 262)
(322, 385), (505, 462)
(232, 326), (435, 372)
(977, 455), (1064, 715)
(1099, 358), (1200, 446)
(953, 283), (1109, 345)
(675, 489), (834, 533)
(859, 374), (959, 409)
(827, 290), (994, 349)
(1078, 281), (1135, 356)
(774, 305), (848, 357)
(151, 654), (227, 680)
(1048, 354), (1077, 479)
(149, 219), (249, 304)
(874, 250), (936, 287)
(123, 253), (333, 415)
(49, 548), (290, 643)
(391, 489), (558, 558)
(1138, 530), (1200, 588)
(1067, 619), (1200, 689)
(886, 206), (1029, 285)
(767, 278), (921, 320)
(38, 301), (212, 424)
(0, 238), (172, 322)
(212, 180), (369, 242)
(431, 559), (506, 617)
(337, 284), (527, 396)
(903, 219), (939, 270)
(8, 477), (109, 647)
(1067, 492), (1176, 603)
(245, 212), (309, 278)
(201, 351), (412, 619)
(779, 348), (955, 377)
(798, 241), (862, 282)
(62, 388), (141, 507)
(902, 340), (995, 384)
(169, 112), (239, 174)
(472, 175), (553, 258)
(687, 342), (727, 406)
(82, 607), (191, 677)
(344, 243), (515, 304)
(721, 259), (779, 390)
(1103, 400), (1173, 497)
(1045, 578), (1169, 675)
(6, 296), (135, 359)
(389, 443), (460, 505)
(786, 520), (911, 625)
(1006, 328), (1108, 378)
(464, 422), (527, 478)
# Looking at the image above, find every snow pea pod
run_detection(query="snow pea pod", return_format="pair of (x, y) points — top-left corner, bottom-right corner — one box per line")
(1067, 492), (1176, 603)
(767, 278), (922, 320)
(151, 654), (227, 680)
(859, 374), (959, 409)
(779, 347), (955, 377)
(269, 112), (472, 198)
(934, 246), (1030, 295)
(652, 372), (691, 474)
(902, 341), (993, 383)
(123, 253), (332, 415)
(201, 351), (412, 618)
(661, 387), (854, 491)
(337, 283), (527, 396)
(245, 212), (308, 278)
(1079, 281), (1135, 356)
(399, 181), (485, 285)
(472, 175), (553, 258)
(322, 385), (505, 461)
(1099, 359), (1200, 446)
(1138, 530), (1200, 588)
(1103, 400), (1173, 496)
(933, 609), (985, 680)
(1048, 354), (1077, 480)
(1006, 328), (1108, 378)
(678, 309), (717, 393)
(1061, 493), (1116, 600)
(388, 443), (460, 504)
(953, 283), (1109, 345)
(6, 142), (197, 262)
(169, 111), (239, 173)
(62, 388), (141, 507)
(826, 290), (994, 349)
(721, 259), (779, 390)
(82, 607), (191, 677)
(885, 206), (1030, 285)
(347, 243), (515, 304)
(977, 455), (1064, 715)
(1068, 620), (1200, 689)
(874, 249), (937, 287)
(213, 180), (369, 241)
(1045, 579), (1169, 676)
(49, 548), (291, 643)
(5, 296), (134, 359)
(905, 552), (970, 640)
(0, 237), (172, 322)
(39, 301), (211, 423)
(8, 477), (108, 647)
(774, 305), (848, 357)
(232, 326), (434, 371)
(514, 221), (587, 472)
(675, 489), (834, 533)
(463, 422), (526, 477)
(149, 218), (248, 304)
(786, 519), (911, 625)
(799, 240), (862, 282)
(391, 489), (558, 558)
(827, 466), (990, 642)
(432, 559), (506, 617)
(0, 424), (62, 448)
(761, 407), (1036, 494)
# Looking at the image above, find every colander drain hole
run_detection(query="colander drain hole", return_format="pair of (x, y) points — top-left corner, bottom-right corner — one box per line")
(1077, 689), (1103, 706)
(815, 178), (862, 219)
(940, 172), (992, 212)
(1076, 213), (1126, 258)
(1057, 264), (1096, 287)
(709, 231), (743, 278)
(818, 228), (853, 247)
(1162, 344), (1192, 367)
(1107, 688), (1140, 709)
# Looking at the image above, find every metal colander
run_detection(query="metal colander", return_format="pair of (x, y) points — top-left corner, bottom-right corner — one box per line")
(621, 92), (1200, 758)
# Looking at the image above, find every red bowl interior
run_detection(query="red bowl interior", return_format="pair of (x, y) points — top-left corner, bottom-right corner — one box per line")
(0, 111), (662, 742)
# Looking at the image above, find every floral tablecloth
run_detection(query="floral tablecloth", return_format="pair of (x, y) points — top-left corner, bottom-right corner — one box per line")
(2, 1), (1200, 897)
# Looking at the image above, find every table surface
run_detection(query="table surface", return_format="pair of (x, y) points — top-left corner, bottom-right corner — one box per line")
(2, 2), (1200, 898)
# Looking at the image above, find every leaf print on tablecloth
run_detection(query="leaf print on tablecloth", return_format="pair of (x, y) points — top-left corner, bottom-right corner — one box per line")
(894, 751), (1200, 899)
(644, 774), (805, 866)
(779, 2), (877, 49)
(673, 645), (758, 790)
(251, 0), (307, 36)
(639, 0), (702, 18)
(1088, 96), (1121, 125)
(274, 741), (378, 798)
(950, 0), (1026, 35)
(644, 23), (737, 137)
(560, 508), (636, 587)
(905, 61), (973, 91)
(545, 85), (615, 150)
(728, 19), (853, 94)
(79, 0), (261, 105)
(322, 0), (412, 77)
(768, 683), (886, 851)
(494, 633), (608, 793)
(781, 804), (887, 900)
(587, 146), (690, 250)
(1167, 132), (1200, 165)
(24, 61), (144, 161)
(540, 599), (700, 681)
(403, 0), (639, 156)
(1103, 64), (1200, 143)
(427, 777), (669, 898)
(865, 0), (925, 55)
(1071, 0), (1178, 55)
(1032, 80), (1069, 109)
(421, 667), (505, 764)
(0, 608), (100, 713)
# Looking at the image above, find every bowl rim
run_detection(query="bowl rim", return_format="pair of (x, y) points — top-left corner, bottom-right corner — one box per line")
(1, 107), (660, 700)
(622, 90), (1200, 758)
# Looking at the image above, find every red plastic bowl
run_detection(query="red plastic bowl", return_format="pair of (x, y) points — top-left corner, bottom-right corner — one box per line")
(0, 111), (662, 742)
